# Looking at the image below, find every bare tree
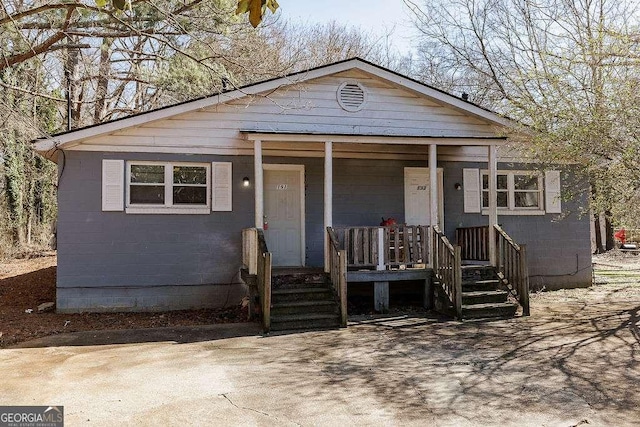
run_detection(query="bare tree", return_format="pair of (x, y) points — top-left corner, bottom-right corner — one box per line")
(153, 18), (415, 103)
(406, 0), (640, 251)
(0, 0), (413, 255)
(1, 0), (257, 126)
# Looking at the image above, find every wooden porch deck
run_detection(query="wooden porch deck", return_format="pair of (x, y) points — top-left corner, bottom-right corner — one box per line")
(243, 224), (530, 332)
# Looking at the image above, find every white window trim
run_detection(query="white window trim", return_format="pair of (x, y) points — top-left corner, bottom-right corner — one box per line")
(480, 170), (545, 216)
(126, 161), (211, 214)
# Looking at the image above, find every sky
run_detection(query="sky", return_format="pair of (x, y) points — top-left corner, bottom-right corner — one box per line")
(276, 0), (419, 55)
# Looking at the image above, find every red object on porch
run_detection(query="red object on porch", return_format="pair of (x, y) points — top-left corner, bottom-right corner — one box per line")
(380, 217), (397, 226)
(615, 229), (626, 245)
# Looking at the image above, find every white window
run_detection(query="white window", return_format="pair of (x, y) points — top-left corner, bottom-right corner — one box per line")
(126, 162), (210, 214)
(481, 171), (543, 213)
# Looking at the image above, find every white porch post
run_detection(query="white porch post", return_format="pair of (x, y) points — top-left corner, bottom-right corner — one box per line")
(254, 139), (264, 229)
(488, 144), (498, 266)
(429, 144), (438, 266)
(324, 141), (333, 272)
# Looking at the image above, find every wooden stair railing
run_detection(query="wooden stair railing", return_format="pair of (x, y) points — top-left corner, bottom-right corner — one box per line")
(242, 228), (272, 332)
(432, 226), (462, 319)
(494, 225), (530, 316)
(456, 226), (491, 261)
(327, 227), (348, 327)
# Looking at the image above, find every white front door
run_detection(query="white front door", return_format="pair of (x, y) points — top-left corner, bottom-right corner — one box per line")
(264, 166), (305, 266)
(404, 167), (444, 227)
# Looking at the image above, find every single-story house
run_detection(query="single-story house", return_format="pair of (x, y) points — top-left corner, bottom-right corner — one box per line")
(35, 58), (592, 324)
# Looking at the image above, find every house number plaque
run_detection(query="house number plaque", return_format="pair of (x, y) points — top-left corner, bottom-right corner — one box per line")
(276, 184), (288, 190)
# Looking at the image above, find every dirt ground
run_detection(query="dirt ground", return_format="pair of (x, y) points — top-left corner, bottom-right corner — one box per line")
(2, 250), (640, 349)
(2, 290), (640, 425)
(0, 254), (249, 348)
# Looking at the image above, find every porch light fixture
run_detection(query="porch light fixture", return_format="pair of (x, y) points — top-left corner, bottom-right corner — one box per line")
(455, 183), (462, 191)
(243, 176), (250, 187)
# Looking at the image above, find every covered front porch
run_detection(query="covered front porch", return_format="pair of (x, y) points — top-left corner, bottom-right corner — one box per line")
(246, 132), (505, 268)
(240, 132), (530, 331)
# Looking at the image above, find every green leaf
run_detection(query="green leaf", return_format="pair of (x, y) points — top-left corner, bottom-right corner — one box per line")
(95, 0), (107, 7)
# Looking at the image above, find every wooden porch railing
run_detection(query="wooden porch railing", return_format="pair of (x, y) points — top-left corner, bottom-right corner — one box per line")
(242, 228), (272, 331)
(327, 227), (348, 327)
(456, 226), (491, 261)
(433, 225), (462, 319)
(495, 225), (530, 316)
(333, 225), (429, 269)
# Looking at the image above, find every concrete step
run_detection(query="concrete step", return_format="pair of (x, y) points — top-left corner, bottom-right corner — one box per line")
(271, 300), (339, 316)
(462, 279), (501, 292)
(461, 302), (519, 319)
(270, 313), (341, 331)
(272, 287), (335, 303)
(462, 290), (509, 305)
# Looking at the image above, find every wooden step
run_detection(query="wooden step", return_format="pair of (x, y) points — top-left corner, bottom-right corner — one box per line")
(462, 279), (501, 292)
(462, 290), (509, 305)
(270, 313), (341, 331)
(271, 272), (330, 289)
(272, 287), (335, 303)
(271, 300), (338, 316)
(461, 302), (519, 319)
(461, 265), (498, 281)
(272, 280), (331, 290)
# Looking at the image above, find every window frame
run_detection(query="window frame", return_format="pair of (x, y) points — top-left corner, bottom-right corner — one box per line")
(480, 170), (545, 216)
(125, 161), (211, 214)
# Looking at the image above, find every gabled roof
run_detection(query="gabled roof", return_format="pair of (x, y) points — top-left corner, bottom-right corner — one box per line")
(34, 57), (513, 152)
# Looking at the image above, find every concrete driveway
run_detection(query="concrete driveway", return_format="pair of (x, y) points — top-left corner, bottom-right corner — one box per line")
(1, 300), (639, 426)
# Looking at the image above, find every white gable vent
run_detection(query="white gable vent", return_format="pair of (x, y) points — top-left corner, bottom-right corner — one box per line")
(337, 82), (367, 112)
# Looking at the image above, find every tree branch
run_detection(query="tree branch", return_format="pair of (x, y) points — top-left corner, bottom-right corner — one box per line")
(1, 8), (75, 71)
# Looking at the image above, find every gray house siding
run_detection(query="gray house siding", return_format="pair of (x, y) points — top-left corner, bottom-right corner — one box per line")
(441, 161), (592, 290)
(57, 152), (591, 312)
(333, 158), (414, 227)
(57, 152), (426, 311)
(57, 151), (255, 312)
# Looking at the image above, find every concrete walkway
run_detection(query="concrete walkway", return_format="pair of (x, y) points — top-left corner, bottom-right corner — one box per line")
(2, 301), (639, 426)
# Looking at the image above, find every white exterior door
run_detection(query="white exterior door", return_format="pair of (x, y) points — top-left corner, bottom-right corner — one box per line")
(404, 167), (443, 227)
(264, 166), (304, 266)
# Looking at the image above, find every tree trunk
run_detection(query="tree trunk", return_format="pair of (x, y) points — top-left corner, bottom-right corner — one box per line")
(65, 36), (81, 129)
(26, 214), (32, 245)
(605, 211), (615, 251)
(3, 127), (25, 246)
(593, 213), (604, 254)
(93, 38), (112, 124)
